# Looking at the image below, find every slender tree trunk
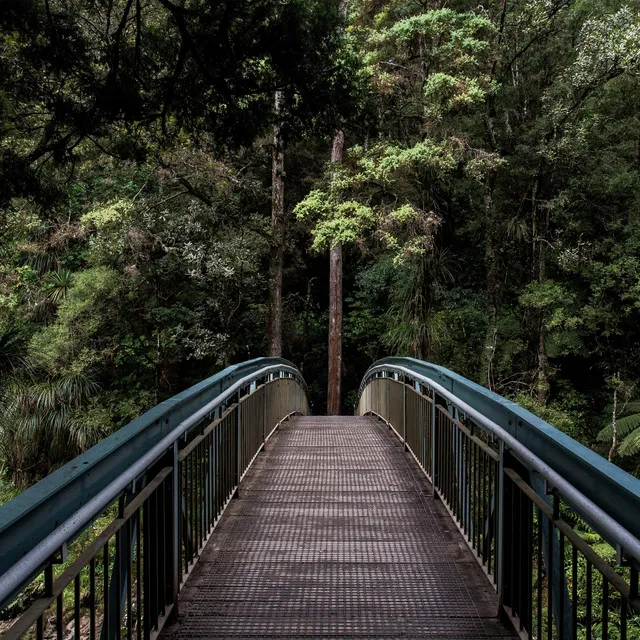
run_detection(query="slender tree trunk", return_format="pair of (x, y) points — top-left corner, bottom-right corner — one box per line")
(268, 90), (285, 357)
(532, 166), (548, 405)
(609, 378), (619, 461)
(326, 0), (348, 415)
(327, 243), (342, 415)
(483, 184), (499, 391)
(537, 327), (547, 403)
(327, 130), (345, 415)
(536, 231), (548, 404)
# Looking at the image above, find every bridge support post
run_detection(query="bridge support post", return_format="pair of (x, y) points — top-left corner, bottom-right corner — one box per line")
(431, 391), (436, 496)
(276, 375), (281, 430)
(261, 381), (267, 452)
(234, 397), (242, 499)
(496, 442), (505, 603)
(172, 442), (180, 608)
(386, 374), (390, 425)
(403, 379), (407, 451)
(500, 451), (533, 632)
(531, 472), (573, 638)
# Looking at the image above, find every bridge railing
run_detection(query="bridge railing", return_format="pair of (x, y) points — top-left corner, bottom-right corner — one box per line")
(0, 358), (308, 639)
(358, 357), (640, 640)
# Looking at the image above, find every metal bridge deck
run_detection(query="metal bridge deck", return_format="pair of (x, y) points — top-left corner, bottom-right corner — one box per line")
(161, 416), (516, 639)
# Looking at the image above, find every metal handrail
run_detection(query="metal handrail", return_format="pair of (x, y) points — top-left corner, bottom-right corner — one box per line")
(0, 362), (306, 610)
(358, 362), (640, 565)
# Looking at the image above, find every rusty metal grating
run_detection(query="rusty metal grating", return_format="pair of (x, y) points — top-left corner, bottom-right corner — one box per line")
(160, 416), (517, 639)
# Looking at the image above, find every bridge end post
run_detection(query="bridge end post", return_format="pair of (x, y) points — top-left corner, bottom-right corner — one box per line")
(499, 450), (533, 632)
(234, 396), (242, 499)
(261, 380), (267, 452)
(430, 390), (437, 498)
(403, 379), (408, 451)
(171, 441), (180, 614)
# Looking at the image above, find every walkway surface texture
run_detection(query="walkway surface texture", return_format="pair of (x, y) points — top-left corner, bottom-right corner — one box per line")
(161, 416), (517, 639)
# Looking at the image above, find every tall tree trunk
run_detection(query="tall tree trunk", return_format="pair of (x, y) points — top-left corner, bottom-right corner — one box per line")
(327, 130), (345, 415)
(268, 90), (284, 357)
(483, 183), (499, 391)
(537, 326), (547, 404)
(328, 243), (343, 415)
(608, 376), (619, 461)
(326, 0), (348, 415)
(532, 166), (548, 405)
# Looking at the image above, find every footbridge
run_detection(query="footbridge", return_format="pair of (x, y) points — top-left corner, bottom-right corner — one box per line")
(1, 358), (639, 639)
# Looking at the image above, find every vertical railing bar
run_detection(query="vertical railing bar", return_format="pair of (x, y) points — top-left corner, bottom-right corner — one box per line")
(431, 394), (436, 496)
(142, 498), (150, 640)
(461, 428), (466, 527)
(571, 545), (578, 640)
(56, 592), (63, 640)
(448, 416), (452, 507)
(525, 493), (532, 634)
(517, 482), (523, 629)
(602, 578), (609, 640)
(497, 442), (504, 597)
(486, 456), (492, 575)
(445, 413), (450, 505)
(104, 541), (110, 640)
(115, 521), (121, 640)
(453, 424), (458, 516)
(127, 515), (133, 640)
(509, 475), (515, 623)
(238, 397), (242, 485)
(199, 440), (204, 546)
(586, 560), (592, 640)
(176, 449), (182, 590)
(90, 558), (96, 640)
(469, 438), (475, 548)
(208, 432), (214, 530)
(193, 443), (198, 552)
(189, 448), (194, 563)
(136, 511), (141, 640)
(154, 489), (160, 629)
(74, 574), (80, 640)
(158, 478), (166, 617)
(493, 457), (498, 582)
(559, 531), (565, 640)
(547, 511), (553, 640)
(402, 378), (407, 450)
(537, 507), (542, 640)
(468, 436), (473, 546)
(621, 586), (628, 640)
(480, 449), (485, 563)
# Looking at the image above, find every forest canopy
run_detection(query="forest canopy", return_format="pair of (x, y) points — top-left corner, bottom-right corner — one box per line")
(1, 0), (640, 492)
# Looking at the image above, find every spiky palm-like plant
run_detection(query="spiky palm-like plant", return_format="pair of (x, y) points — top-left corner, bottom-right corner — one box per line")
(384, 249), (454, 360)
(0, 373), (100, 486)
(0, 325), (30, 380)
(45, 269), (73, 304)
(598, 400), (640, 458)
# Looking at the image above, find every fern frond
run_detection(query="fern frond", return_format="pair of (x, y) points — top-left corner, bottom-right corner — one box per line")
(598, 412), (640, 441)
(621, 401), (640, 414)
(618, 428), (640, 457)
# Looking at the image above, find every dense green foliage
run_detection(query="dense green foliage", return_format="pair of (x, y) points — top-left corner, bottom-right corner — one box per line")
(1, 0), (640, 492)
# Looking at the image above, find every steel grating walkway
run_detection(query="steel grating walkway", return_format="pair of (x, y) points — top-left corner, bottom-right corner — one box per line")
(160, 416), (517, 639)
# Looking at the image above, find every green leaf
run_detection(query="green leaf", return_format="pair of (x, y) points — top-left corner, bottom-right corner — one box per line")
(597, 412), (640, 441)
(618, 428), (640, 457)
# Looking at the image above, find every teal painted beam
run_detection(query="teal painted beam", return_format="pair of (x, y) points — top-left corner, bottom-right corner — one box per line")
(367, 357), (640, 553)
(0, 357), (294, 580)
